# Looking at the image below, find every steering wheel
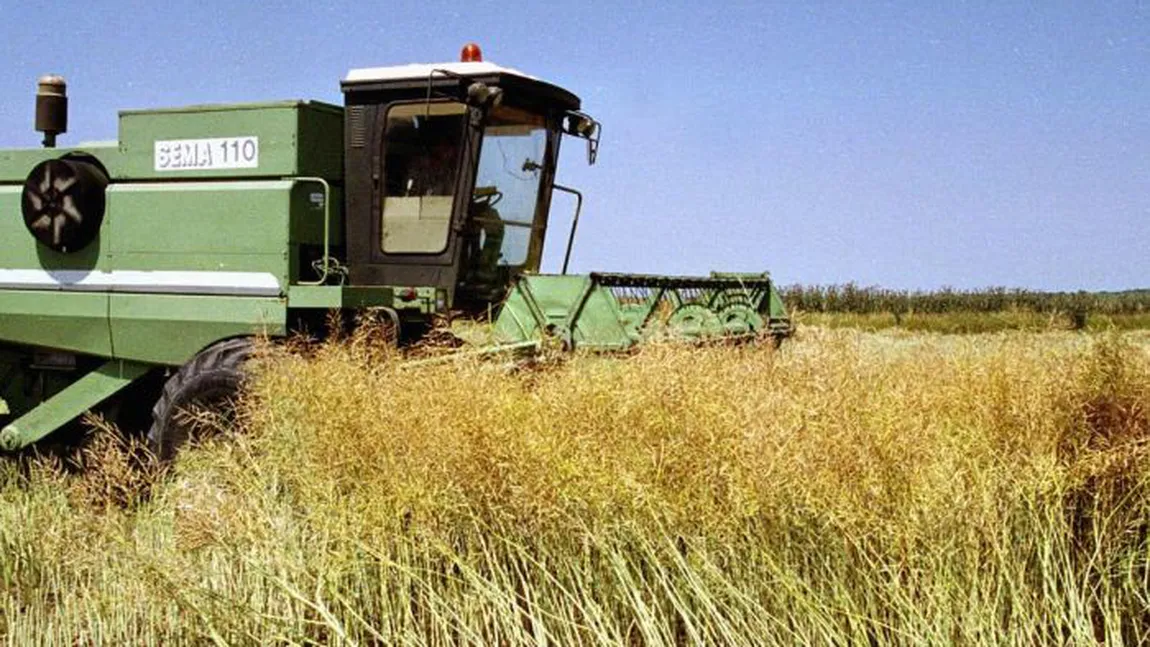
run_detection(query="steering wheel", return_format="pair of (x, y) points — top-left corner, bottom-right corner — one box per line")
(472, 185), (503, 207)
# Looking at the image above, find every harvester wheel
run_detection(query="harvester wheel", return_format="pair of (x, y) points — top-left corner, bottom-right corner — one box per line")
(146, 338), (254, 462)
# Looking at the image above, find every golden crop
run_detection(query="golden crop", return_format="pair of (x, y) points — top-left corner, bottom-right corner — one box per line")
(2, 328), (1148, 644)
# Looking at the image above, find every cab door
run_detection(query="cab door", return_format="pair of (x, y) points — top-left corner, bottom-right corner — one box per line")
(345, 100), (480, 291)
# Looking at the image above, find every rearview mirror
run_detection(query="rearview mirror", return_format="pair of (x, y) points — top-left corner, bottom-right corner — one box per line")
(563, 111), (601, 165)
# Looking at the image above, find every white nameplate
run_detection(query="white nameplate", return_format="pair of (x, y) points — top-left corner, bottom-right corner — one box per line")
(154, 136), (260, 171)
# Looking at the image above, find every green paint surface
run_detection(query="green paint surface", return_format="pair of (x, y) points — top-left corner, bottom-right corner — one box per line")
(105, 181), (293, 282)
(110, 293), (286, 365)
(0, 146), (122, 184)
(117, 101), (342, 180)
(0, 290), (112, 356)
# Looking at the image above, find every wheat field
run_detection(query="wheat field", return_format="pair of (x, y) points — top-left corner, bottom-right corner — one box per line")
(2, 327), (1149, 644)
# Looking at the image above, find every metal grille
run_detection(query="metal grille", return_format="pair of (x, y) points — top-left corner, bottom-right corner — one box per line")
(590, 272), (773, 289)
(348, 106), (367, 148)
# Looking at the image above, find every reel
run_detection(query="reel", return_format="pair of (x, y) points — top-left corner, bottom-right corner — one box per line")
(666, 303), (723, 338)
(718, 304), (765, 336)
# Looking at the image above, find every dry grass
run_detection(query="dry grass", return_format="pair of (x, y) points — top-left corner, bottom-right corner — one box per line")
(796, 310), (1150, 333)
(2, 327), (1150, 644)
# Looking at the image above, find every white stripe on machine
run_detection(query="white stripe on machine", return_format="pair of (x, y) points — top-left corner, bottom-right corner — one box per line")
(0, 270), (282, 296)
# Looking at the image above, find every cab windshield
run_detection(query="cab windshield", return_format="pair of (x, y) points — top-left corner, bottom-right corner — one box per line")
(465, 106), (549, 284)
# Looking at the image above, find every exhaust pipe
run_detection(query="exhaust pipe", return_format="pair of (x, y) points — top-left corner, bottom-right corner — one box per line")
(35, 75), (67, 148)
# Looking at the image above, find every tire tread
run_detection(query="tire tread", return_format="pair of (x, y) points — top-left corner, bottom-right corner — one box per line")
(146, 337), (254, 461)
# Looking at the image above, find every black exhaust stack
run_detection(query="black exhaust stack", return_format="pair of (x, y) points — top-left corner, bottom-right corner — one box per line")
(35, 75), (67, 148)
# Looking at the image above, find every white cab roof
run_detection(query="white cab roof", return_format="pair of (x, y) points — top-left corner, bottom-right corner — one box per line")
(344, 61), (539, 84)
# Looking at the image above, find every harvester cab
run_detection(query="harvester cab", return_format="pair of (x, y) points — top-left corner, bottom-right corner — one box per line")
(0, 44), (788, 458)
(340, 43), (600, 312)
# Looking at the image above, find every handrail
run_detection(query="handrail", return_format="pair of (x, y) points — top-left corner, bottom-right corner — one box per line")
(553, 183), (583, 275)
(293, 177), (333, 286)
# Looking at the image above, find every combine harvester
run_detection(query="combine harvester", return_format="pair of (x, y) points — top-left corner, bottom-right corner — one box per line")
(0, 44), (790, 459)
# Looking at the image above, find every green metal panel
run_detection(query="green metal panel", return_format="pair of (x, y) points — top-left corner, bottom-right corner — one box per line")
(286, 285), (346, 309)
(0, 173), (325, 367)
(0, 178), (305, 365)
(0, 359), (151, 451)
(293, 105), (345, 181)
(495, 275), (635, 350)
(109, 293), (286, 365)
(117, 101), (342, 180)
(2, 180), (325, 279)
(0, 289), (112, 355)
(0, 186), (111, 271)
(105, 181), (293, 281)
(0, 290), (284, 366)
(0, 103), (341, 184)
(0, 145), (122, 184)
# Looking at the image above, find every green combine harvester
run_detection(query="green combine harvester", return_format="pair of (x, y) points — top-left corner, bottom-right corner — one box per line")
(0, 44), (790, 459)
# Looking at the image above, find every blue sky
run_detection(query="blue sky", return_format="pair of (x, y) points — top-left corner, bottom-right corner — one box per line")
(1, 1), (1146, 290)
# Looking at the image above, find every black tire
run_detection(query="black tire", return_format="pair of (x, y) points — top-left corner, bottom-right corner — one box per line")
(146, 338), (254, 462)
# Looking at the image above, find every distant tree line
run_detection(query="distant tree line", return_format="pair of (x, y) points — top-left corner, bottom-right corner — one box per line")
(780, 284), (1150, 316)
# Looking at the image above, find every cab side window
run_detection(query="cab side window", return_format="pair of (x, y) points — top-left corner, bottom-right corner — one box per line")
(381, 103), (467, 254)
